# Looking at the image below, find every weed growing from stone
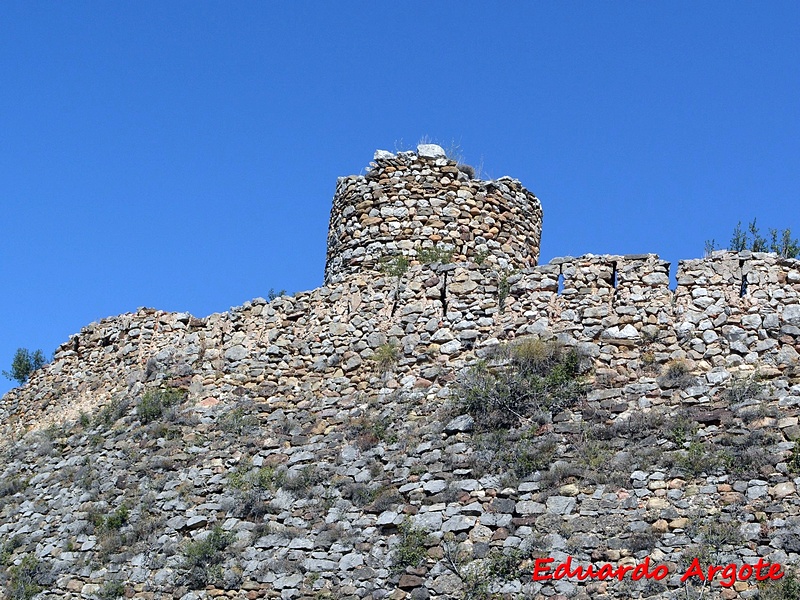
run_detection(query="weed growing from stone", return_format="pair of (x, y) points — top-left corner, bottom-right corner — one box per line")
(218, 405), (259, 435)
(416, 244), (454, 265)
(657, 360), (695, 389)
(723, 372), (767, 404)
(136, 387), (184, 424)
(473, 249), (490, 265)
(0, 535), (23, 567)
(672, 441), (726, 478)
(378, 255), (410, 277)
(456, 338), (584, 430)
(392, 518), (431, 575)
(98, 580), (126, 600)
(94, 396), (130, 428)
(371, 343), (399, 374)
(759, 570), (800, 599)
(6, 554), (41, 600)
(180, 525), (234, 589)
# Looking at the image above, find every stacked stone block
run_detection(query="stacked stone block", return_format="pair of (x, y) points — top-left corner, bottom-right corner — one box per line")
(324, 145), (543, 284)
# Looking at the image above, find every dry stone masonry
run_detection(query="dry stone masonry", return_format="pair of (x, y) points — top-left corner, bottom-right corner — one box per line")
(1, 145), (800, 600)
(324, 146), (542, 284)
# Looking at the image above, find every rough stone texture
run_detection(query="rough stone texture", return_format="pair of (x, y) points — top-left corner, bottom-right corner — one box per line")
(1, 152), (800, 599)
(324, 147), (543, 284)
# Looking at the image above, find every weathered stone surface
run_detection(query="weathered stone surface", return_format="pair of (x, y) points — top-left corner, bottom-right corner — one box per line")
(2, 150), (800, 600)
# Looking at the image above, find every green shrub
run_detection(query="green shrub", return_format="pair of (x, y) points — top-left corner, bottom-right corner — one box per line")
(0, 477), (28, 499)
(789, 442), (800, 474)
(417, 245), (454, 265)
(759, 570), (800, 599)
(456, 339), (584, 430)
(181, 525), (234, 589)
(723, 373), (766, 404)
(0, 535), (23, 566)
(102, 504), (130, 531)
(665, 411), (697, 445)
(657, 360), (695, 389)
(94, 396), (130, 428)
(7, 554), (41, 600)
(473, 249), (490, 265)
(730, 219), (800, 258)
(99, 580), (126, 600)
(137, 388), (184, 424)
(378, 255), (410, 277)
(3, 348), (46, 385)
(673, 442), (725, 478)
(283, 465), (324, 497)
(497, 272), (512, 311)
(218, 406), (258, 434)
(392, 519), (431, 574)
(371, 343), (399, 373)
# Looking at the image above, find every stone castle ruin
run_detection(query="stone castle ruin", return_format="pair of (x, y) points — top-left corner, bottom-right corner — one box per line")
(1, 145), (800, 599)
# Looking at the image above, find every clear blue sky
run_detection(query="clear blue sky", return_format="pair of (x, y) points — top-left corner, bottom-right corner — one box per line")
(2, 3), (799, 395)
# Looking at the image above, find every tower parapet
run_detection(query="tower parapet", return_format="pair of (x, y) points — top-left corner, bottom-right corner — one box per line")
(324, 145), (543, 284)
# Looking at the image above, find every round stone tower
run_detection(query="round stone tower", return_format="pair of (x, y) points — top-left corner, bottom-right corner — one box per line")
(324, 144), (543, 284)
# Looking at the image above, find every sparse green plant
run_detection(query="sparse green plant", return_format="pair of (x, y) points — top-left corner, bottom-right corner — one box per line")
(340, 481), (376, 507)
(657, 359), (695, 389)
(371, 343), (399, 373)
(704, 239), (717, 257)
(98, 580), (126, 600)
(769, 228), (800, 258)
(378, 254), (410, 277)
(6, 554), (42, 600)
(700, 521), (743, 549)
(94, 396), (130, 428)
(284, 465), (324, 498)
(759, 570), (800, 599)
(3, 348), (46, 385)
(789, 441), (800, 474)
(0, 535), (23, 566)
(0, 477), (28, 499)
(102, 503), (130, 532)
(473, 249), (490, 265)
(723, 373), (766, 404)
(78, 411), (91, 428)
(349, 412), (397, 449)
(456, 338), (584, 430)
(673, 441), (725, 478)
(719, 430), (776, 477)
(749, 219), (768, 252)
(442, 535), (524, 599)
(368, 486), (402, 513)
(665, 411), (697, 445)
(228, 464), (286, 492)
(181, 525), (234, 589)
(416, 244), (454, 265)
(729, 219), (799, 258)
(392, 518), (431, 574)
(136, 387), (184, 424)
(267, 288), (286, 301)
(730, 221), (748, 252)
(219, 406), (258, 434)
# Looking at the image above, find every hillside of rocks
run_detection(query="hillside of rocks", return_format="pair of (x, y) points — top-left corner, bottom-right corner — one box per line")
(2, 148), (800, 600)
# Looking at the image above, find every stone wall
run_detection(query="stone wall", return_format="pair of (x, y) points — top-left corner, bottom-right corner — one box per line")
(324, 145), (543, 284)
(3, 251), (800, 438)
(3, 147), (800, 599)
